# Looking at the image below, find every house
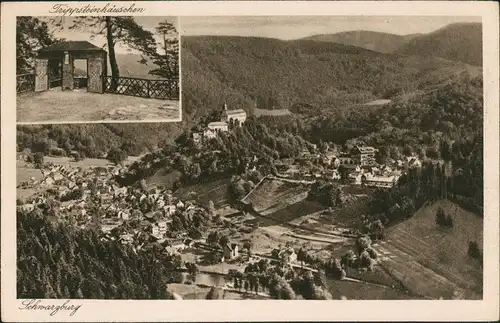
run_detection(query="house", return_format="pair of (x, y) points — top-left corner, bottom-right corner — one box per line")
(176, 200), (185, 209)
(342, 164), (361, 174)
(118, 210), (130, 220)
(157, 220), (168, 236)
(324, 153), (340, 168)
(223, 243), (239, 260)
(351, 145), (378, 166)
(156, 199), (166, 208)
(18, 203), (35, 212)
(207, 121), (229, 132)
(192, 133), (202, 145)
(164, 204), (177, 216)
(120, 234), (134, 245)
(279, 248), (297, 264)
(169, 239), (187, 251)
(339, 155), (356, 166)
(43, 177), (55, 186)
(220, 102), (247, 125)
(406, 156), (422, 169)
(114, 186), (128, 196)
(348, 172), (363, 185)
(361, 174), (397, 188)
(203, 128), (218, 140)
(328, 170), (342, 180)
(183, 238), (196, 247)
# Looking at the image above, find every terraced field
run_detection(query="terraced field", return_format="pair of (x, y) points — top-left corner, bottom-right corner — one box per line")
(373, 200), (483, 299)
(243, 178), (311, 215)
(174, 179), (231, 208)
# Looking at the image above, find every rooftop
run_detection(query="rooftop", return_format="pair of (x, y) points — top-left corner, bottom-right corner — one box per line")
(208, 121), (228, 127)
(366, 176), (395, 183)
(223, 109), (246, 115)
(356, 146), (377, 153)
(38, 41), (106, 53)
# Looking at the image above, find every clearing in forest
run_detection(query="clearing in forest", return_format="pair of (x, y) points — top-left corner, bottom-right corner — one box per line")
(373, 199), (483, 299)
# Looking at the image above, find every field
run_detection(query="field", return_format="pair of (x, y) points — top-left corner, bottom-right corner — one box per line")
(174, 179), (231, 208)
(253, 108), (292, 117)
(243, 179), (312, 215)
(373, 200), (483, 299)
(146, 169), (183, 190)
(327, 279), (413, 300)
(17, 89), (179, 123)
(167, 283), (267, 300)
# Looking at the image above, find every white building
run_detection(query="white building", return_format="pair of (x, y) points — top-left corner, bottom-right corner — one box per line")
(361, 173), (397, 188)
(220, 102), (247, 125)
(164, 204), (177, 216)
(207, 121), (229, 132)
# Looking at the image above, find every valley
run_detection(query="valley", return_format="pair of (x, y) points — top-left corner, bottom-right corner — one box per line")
(16, 21), (484, 301)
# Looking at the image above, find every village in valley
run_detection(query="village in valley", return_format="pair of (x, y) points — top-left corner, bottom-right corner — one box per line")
(16, 103), (439, 300)
(15, 15), (484, 302)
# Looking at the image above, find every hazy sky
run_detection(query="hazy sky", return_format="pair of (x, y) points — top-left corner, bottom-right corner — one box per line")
(42, 17), (178, 54)
(180, 16), (482, 40)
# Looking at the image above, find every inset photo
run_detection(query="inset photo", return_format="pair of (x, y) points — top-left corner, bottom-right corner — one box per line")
(16, 16), (180, 123)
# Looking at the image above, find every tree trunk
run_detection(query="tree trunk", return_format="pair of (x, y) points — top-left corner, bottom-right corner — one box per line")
(106, 17), (119, 91)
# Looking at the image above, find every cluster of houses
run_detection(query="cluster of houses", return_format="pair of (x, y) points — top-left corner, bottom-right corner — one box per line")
(193, 103), (248, 145)
(277, 145), (423, 189)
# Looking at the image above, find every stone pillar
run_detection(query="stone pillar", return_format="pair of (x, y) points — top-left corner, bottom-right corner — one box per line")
(34, 58), (49, 92)
(87, 55), (105, 93)
(62, 51), (74, 90)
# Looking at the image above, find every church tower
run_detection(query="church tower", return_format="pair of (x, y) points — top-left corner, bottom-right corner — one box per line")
(221, 102), (229, 122)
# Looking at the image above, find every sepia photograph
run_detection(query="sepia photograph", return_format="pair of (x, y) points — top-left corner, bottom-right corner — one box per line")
(15, 15), (486, 301)
(16, 16), (180, 123)
(2, 1), (499, 322)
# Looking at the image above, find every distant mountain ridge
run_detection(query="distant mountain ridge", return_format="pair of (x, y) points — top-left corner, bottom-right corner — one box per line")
(301, 23), (482, 66)
(396, 23), (482, 66)
(73, 54), (162, 79)
(301, 30), (418, 53)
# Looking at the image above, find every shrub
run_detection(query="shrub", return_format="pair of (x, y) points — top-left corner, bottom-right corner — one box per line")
(436, 207), (453, 229)
(33, 152), (44, 168)
(435, 207), (446, 227)
(444, 214), (454, 228)
(355, 235), (372, 255)
(467, 241), (482, 260)
(366, 247), (378, 259)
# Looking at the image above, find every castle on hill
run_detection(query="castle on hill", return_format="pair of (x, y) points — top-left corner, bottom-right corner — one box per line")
(193, 102), (248, 144)
(207, 102), (247, 131)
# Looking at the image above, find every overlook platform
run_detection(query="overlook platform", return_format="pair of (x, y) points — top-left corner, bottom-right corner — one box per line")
(17, 88), (180, 123)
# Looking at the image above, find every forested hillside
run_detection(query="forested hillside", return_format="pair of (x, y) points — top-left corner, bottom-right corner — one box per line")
(17, 30), (483, 164)
(17, 210), (182, 299)
(17, 123), (187, 158)
(182, 35), (478, 114)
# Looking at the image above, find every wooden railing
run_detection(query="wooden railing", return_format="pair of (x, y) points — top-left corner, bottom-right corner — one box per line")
(74, 77), (88, 89)
(105, 76), (179, 100)
(16, 73), (35, 93)
(17, 74), (180, 101)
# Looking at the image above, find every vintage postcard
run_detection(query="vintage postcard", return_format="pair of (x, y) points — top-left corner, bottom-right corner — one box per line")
(1, 1), (499, 322)
(16, 15), (181, 123)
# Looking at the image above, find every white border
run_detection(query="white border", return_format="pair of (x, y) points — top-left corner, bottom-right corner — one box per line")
(2, 1), (499, 322)
(15, 15), (182, 124)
